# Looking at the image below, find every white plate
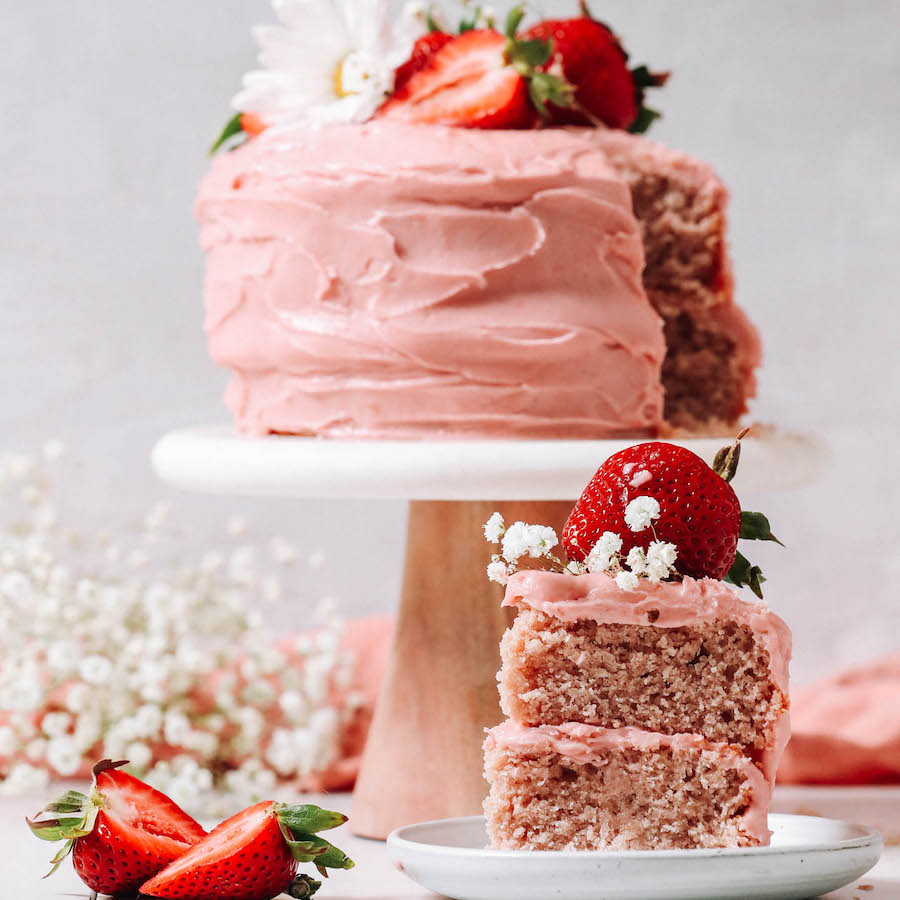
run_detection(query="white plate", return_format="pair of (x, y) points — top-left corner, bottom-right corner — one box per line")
(387, 814), (882, 900)
(151, 426), (827, 499)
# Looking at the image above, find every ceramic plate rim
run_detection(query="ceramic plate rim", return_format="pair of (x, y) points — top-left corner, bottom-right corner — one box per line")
(387, 813), (883, 860)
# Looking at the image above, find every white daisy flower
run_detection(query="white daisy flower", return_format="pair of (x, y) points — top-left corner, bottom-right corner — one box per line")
(233, 0), (420, 130)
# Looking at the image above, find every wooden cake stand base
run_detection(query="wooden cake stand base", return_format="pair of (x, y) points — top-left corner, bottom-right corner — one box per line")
(350, 499), (572, 838)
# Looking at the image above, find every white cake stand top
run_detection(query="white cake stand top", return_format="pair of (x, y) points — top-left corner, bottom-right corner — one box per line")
(151, 426), (827, 500)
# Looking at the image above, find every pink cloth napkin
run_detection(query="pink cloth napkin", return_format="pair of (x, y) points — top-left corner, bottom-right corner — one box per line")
(778, 654), (900, 785)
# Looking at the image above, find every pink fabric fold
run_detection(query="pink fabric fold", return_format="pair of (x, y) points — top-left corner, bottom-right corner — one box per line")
(778, 654), (900, 785)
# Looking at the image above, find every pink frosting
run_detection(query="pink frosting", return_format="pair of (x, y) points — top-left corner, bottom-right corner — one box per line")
(196, 122), (665, 437)
(485, 720), (773, 844)
(503, 571), (792, 696)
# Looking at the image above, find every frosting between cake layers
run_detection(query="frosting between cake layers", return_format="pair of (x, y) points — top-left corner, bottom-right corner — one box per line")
(485, 720), (772, 844)
(503, 571), (792, 696)
(195, 122), (666, 437)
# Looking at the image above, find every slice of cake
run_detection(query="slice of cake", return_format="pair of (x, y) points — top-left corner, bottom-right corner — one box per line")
(498, 571), (790, 775)
(482, 437), (791, 851)
(197, 2), (761, 438)
(484, 721), (771, 850)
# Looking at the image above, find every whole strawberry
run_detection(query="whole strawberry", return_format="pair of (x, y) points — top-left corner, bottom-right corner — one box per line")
(564, 441), (741, 580)
(141, 800), (353, 900)
(522, 5), (667, 131)
(27, 759), (206, 896)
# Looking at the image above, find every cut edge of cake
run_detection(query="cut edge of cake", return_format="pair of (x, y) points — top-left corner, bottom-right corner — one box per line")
(483, 720), (772, 851)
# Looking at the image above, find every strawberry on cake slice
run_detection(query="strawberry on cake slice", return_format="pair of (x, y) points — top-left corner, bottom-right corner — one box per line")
(482, 433), (791, 850)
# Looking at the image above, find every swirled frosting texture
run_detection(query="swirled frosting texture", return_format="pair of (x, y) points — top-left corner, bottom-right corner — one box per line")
(196, 122), (665, 437)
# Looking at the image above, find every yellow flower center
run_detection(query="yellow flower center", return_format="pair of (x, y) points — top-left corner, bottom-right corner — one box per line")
(332, 57), (350, 98)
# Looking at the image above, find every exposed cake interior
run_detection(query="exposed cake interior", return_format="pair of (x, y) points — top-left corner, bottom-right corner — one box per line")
(483, 722), (770, 851)
(595, 132), (761, 431)
(499, 609), (787, 754)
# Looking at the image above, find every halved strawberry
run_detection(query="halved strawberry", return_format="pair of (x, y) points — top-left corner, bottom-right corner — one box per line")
(141, 800), (353, 900)
(27, 759), (206, 896)
(378, 29), (536, 129)
(393, 31), (455, 93)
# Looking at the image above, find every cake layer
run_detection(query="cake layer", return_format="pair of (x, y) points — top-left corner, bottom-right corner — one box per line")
(483, 721), (771, 850)
(501, 571), (791, 777)
(499, 609), (786, 754)
(196, 122), (667, 437)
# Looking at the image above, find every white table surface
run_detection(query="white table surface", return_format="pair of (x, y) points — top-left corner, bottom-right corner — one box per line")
(4, 789), (897, 899)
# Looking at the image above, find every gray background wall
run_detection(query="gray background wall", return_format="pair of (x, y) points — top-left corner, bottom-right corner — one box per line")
(3, 1), (899, 684)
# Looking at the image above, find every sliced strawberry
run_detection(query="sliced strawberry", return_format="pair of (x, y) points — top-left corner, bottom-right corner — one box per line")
(27, 759), (205, 897)
(239, 112), (267, 136)
(142, 802), (293, 900)
(141, 800), (353, 900)
(378, 29), (535, 129)
(393, 31), (454, 93)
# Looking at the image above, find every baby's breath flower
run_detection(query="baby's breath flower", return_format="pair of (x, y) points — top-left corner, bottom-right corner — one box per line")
(500, 521), (531, 562)
(624, 496), (661, 533)
(483, 512), (505, 543)
(0, 444), (355, 813)
(625, 546), (648, 576)
(486, 557), (510, 585)
(46, 737), (82, 776)
(586, 531), (623, 574)
(647, 540), (678, 569)
(79, 654), (113, 686)
(41, 712), (72, 739)
(615, 570), (640, 592)
(501, 521), (558, 563)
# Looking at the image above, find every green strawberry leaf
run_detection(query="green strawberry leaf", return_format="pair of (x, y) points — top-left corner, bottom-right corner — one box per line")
(740, 511), (785, 546)
(629, 105), (660, 134)
(314, 843), (355, 870)
(425, 7), (443, 32)
(528, 72), (576, 115)
(276, 804), (348, 834)
(287, 873), (323, 898)
(507, 37), (552, 69)
(38, 790), (90, 817)
(26, 816), (86, 843)
(210, 112), (244, 156)
(283, 829), (355, 870)
(44, 839), (76, 879)
(459, 6), (480, 32)
(504, 4), (525, 38)
(724, 550), (766, 599)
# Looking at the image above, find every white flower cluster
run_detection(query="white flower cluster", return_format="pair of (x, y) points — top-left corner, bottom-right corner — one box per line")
(0, 444), (356, 813)
(483, 513), (564, 585)
(482, 495), (677, 592)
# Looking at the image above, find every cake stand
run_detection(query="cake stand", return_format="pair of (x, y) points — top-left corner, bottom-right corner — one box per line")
(152, 427), (826, 839)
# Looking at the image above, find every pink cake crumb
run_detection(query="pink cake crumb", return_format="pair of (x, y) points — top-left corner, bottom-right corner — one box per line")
(483, 722), (772, 851)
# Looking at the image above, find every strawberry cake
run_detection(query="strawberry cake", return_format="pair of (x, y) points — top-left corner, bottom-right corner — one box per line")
(197, 1), (760, 438)
(482, 437), (791, 850)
